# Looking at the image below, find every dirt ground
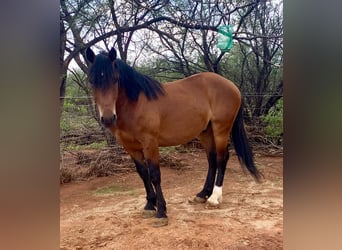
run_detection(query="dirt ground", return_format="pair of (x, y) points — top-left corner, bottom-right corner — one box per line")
(60, 150), (283, 250)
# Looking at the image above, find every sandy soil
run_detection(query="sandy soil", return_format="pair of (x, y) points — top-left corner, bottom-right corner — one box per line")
(60, 150), (283, 249)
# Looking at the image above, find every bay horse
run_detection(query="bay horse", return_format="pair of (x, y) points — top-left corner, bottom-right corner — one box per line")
(85, 47), (261, 227)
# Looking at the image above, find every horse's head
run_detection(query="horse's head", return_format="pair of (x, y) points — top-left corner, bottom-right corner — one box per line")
(86, 47), (119, 128)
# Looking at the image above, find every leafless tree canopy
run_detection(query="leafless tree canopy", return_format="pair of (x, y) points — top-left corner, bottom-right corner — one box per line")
(60, 0), (283, 121)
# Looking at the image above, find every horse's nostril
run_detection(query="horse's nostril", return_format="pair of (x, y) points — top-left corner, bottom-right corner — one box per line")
(100, 115), (116, 127)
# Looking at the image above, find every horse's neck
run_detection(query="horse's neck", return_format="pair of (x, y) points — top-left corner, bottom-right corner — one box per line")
(115, 88), (136, 126)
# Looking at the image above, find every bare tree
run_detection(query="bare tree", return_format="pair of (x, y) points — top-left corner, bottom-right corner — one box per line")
(141, 0), (277, 77)
(237, 0), (283, 120)
(60, 0), (283, 137)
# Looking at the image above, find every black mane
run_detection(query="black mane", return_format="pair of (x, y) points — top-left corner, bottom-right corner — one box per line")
(88, 51), (164, 102)
(116, 59), (165, 101)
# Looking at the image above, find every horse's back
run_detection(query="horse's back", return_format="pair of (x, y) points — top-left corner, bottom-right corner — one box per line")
(166, 72), (240, 100)
(165, 72), (241, 118)
(154, 72), (241, 146)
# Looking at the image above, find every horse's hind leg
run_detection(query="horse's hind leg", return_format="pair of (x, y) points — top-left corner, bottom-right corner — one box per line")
(206, 121), (232, 207)
(194, 122), (217, 202)
(206, 143), (229, 207)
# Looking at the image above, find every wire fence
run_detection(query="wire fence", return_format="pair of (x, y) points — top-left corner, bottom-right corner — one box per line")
(59, 95), (282, 183)
(60, 95), (283, 147)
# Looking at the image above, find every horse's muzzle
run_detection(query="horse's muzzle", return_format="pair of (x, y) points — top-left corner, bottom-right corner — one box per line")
(100, 114), (116, 128)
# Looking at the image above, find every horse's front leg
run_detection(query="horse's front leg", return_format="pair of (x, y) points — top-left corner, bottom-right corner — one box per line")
(133, 159), (157, 217)
(147, 159), (168, 226)
(127, 150), (157, 217)
(143, 140), (168, 227)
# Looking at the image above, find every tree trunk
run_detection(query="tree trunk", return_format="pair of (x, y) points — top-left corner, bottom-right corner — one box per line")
(60, 16), (67, 117)
(59, 72), (67, 117)
(262, 80), (283, 115)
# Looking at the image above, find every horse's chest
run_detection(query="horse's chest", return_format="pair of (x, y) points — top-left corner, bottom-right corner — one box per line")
(114, 128), (142, 150)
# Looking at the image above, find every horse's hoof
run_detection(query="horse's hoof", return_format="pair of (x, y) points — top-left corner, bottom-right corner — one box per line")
(188, 196), (206, 204)
(153, 217), (168, 227)
(206, 200), (220, 208)
(142, 209), (156, 218)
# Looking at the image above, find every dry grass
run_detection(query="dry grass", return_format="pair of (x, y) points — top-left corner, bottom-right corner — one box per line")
(60, 144), (188, 184)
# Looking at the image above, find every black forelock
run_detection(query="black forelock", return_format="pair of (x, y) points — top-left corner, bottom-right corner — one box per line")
(88, 52), (118, 90)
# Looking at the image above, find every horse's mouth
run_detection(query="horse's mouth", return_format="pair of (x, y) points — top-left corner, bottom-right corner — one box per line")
(101, 115), (117, 128)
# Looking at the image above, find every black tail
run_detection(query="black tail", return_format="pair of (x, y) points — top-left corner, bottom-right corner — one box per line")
(232, 105), (262, 182)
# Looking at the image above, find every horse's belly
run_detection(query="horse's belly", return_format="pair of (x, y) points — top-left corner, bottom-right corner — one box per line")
(158, 133), (197, 147)
(158, 118), (208, 147)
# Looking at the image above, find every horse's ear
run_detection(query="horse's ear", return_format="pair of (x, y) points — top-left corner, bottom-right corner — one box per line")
(86, 47), (95, 63)
(108, 48), (117, 62)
